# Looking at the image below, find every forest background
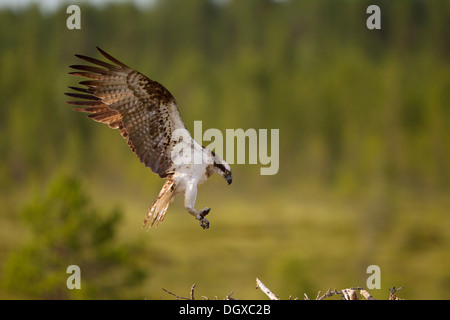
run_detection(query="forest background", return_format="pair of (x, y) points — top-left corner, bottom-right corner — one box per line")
(0, 0), (449, 299)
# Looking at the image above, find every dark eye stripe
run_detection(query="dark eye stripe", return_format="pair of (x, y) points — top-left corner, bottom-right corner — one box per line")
(214, 162), (227, 173)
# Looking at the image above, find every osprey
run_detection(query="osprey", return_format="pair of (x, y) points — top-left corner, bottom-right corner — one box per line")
(66, 47), (232, 229)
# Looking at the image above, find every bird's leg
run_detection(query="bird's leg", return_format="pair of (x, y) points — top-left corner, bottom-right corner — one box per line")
(184, 181), (211, 229)
(186, 206), (211, 229)
(198, 207), (211, 229)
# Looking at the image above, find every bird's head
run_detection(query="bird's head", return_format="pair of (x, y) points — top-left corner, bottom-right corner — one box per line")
(209, 151), (232, 185)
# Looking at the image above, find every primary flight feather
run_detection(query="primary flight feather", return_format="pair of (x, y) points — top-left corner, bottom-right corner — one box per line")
(66, 47), (232, 229)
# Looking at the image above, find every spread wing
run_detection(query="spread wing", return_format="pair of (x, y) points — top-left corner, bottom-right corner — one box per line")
(66, 47), (185, 178)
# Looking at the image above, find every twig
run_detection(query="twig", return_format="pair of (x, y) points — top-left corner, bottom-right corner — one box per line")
(256, 278), (280, 300)
(316, 291), (321, 300)
(389, 286), (404, 300)
(226, 290), (239, 300)
(190, 284), (196, 300)
(161, 287), (191, 300)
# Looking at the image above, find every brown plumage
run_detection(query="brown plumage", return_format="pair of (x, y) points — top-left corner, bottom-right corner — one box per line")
(142, 178), (175, 227)
(66, 46), (185, 178)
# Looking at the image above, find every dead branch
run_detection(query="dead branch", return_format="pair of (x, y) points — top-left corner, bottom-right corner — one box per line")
(342, 288), (358, 300)
(160, 282), (404, 300)
(256, 277), (280, 300)
(360, 289), (376, 300)
(307, 287), (379, 300)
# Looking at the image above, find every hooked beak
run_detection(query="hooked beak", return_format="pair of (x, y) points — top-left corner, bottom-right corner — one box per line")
(226, 173), (232, 185)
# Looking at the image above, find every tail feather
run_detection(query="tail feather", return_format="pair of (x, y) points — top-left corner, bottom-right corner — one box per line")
(143, 180), (175, 229)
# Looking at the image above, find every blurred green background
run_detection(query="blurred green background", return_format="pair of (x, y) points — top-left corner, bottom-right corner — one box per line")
(0, 0), (449, 299)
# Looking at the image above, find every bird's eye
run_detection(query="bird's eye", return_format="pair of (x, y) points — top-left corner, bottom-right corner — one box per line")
(225, 170), (230, 175)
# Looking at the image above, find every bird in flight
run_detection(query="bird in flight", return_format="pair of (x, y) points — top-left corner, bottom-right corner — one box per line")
(66, 47), (232, 229)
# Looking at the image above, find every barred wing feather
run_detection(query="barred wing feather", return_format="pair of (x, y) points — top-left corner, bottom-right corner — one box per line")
(66, 47), (185, 178)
